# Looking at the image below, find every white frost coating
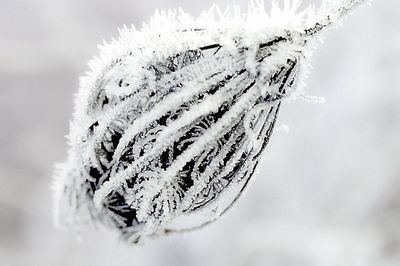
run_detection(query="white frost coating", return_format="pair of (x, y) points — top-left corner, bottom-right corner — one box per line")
(53, 0), (369, 243)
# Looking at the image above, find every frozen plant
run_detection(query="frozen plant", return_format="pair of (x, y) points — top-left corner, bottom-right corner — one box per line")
(53, 0), (370, 243)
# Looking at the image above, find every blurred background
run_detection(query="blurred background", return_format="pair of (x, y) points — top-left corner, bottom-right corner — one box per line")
(0, 0), (399, 265)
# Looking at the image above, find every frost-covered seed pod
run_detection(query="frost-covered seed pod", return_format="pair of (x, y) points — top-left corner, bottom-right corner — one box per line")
(53, 0), (369, 243)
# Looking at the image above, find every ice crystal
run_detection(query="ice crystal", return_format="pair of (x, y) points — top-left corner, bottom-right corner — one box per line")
(53, 0), (369, 243)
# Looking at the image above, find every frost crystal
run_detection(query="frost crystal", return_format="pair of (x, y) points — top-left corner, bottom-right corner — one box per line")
(53, 0), (369, 243)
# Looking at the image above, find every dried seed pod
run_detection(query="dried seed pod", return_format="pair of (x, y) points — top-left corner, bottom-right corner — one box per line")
(53, 0), (369, 243)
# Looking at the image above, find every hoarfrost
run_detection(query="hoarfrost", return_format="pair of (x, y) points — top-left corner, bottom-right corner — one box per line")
(53, 0), (370, 243)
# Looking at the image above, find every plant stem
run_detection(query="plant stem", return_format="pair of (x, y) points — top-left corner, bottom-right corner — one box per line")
(303, 0), (369, 37)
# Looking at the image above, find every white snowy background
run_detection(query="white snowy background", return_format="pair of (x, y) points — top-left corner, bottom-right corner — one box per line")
(0, 0), (399, 265)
